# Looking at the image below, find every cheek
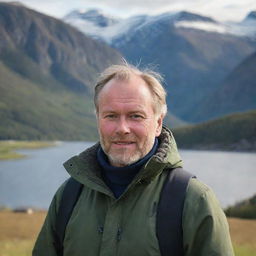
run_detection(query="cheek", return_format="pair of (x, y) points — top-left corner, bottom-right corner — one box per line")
(99, 120), (115, 137)
(139, 121), (161, 140)
(133, 123), (151, 139)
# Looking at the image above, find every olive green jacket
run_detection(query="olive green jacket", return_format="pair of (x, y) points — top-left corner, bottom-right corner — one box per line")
(33, 127), (234, 256)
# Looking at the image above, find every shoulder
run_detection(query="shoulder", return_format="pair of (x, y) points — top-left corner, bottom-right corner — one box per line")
(186, 178), (213, 200)
(182, 178), (228, 231)
(184, 178), (223, 216)
(182, 179), (234, 255)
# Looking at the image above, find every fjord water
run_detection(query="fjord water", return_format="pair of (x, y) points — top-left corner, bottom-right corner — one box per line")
(0, 142), (255, 209)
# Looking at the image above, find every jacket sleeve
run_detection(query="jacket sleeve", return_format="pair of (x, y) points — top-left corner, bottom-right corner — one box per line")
(182, 179), (234, 256)
(32, 182), (66, 256)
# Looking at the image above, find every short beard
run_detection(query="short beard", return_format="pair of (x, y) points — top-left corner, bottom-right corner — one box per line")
(99, 133), (154, 167)
(99, 134), (143, 167)
(106, 149), (142, 167)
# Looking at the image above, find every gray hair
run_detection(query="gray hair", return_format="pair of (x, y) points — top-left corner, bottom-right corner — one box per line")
(94, 63), (167, 117)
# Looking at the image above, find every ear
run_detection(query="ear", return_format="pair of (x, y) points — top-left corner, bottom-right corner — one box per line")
(155, 114), (163, 137)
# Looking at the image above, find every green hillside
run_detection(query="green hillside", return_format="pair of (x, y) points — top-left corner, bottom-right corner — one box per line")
(0, 62), (98, 140)
(0, 2), (122, 93)
(173, 110), (256, 151)
(225, 194), (256, 219)
(0, 2), (123, 140)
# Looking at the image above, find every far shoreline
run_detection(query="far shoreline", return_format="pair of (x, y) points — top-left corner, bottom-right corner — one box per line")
(0, 140), (57, 160)
(1, 139), (255, 161)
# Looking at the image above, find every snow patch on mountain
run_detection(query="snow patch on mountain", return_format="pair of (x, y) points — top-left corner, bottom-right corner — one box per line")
(65, 11), (157, 43)
(64, 9), (256, 43)
(176, 20), (256, 38)
(175, 10), (256, 38)
(175, 21), (227, 34)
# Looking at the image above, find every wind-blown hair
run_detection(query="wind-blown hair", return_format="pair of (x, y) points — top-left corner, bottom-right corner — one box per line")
(94, 63), (167, 117)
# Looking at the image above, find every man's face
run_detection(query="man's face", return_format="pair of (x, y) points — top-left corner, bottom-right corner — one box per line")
(97, 74), (163, 167)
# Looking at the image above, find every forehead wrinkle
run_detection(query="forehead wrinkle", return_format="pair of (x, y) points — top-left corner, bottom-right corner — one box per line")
(99, 85), (151, 104)
(101, 101), (146, 113)
(97, 74), (156, 116)
(100, 74), (151, 97)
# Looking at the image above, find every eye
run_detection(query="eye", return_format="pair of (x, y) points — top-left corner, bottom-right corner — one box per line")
(130, 114), (144, 120)
(104, 114), (117, 119)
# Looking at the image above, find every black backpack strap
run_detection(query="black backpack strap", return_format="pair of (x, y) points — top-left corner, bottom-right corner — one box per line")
(54, 177), (83, 256)
(156, 167), (195, 256)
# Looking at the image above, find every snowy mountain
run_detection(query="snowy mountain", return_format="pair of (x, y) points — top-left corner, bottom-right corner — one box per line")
(64, 9), (150, 43)
(237, 11), (256, 37)
(64, 9), (256, 43)
(65, 9), (118, 27)
(64, 10), (217, 43)
(175, 11), (256, 38)
(63, 8), (256, 123)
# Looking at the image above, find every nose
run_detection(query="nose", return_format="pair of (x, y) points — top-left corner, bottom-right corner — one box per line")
(116, 117), (130, 135)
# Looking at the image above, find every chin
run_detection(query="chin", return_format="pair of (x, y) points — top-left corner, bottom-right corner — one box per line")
(109, 154), (141, 167)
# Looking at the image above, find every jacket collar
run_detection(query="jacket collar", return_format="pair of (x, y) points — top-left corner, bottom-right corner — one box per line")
(63, 126), (182, 196)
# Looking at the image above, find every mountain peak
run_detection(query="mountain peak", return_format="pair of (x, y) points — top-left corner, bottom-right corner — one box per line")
(245, 11), (256, 21)
(174, 11), (215, 23)
(64, 9), (119, 27)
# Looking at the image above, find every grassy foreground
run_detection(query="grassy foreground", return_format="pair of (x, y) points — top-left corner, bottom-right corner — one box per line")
(0, 211), (255, 256)
(0, 211), (46, 256)
(0, 140), (55, 160)
(229, 218), (256, 256)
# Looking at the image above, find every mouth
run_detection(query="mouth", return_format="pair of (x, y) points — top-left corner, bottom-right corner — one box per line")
(113, 141), (135, 145)
(112, 141), (135, 147)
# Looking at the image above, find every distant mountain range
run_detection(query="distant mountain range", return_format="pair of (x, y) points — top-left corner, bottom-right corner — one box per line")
(64, 9), (256, 122)
(0, 3), (255, 141)
(64, 9), (256, 42)
(0, 2), (185, 140)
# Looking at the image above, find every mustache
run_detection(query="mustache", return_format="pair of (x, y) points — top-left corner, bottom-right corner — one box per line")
(110, 136), (137, 142)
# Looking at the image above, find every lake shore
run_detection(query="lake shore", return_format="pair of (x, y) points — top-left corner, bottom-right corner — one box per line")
(0, 210), (255, 256)
(0, 140), (56, 160)
(179, 141), (256, 153)
(1, 139), (255, 162)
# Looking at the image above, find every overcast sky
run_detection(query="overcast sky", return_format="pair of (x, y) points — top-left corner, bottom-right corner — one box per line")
(2, 0), (256, 21)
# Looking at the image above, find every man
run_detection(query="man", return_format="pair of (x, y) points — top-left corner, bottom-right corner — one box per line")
(33, 64), (234, 255)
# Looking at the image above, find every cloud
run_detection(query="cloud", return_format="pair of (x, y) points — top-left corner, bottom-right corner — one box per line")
(1, 0), (256, 21)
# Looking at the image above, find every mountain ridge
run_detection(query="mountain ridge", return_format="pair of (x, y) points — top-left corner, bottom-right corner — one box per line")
(192, 51), (256, 121)
(0, 2), (122, 140)
(64, 8), (256, 42)
(64, 8), (256, 123)
(115, 21), (256, 121)
(0, 3), (186, 140)
(0, 2), (122, 92)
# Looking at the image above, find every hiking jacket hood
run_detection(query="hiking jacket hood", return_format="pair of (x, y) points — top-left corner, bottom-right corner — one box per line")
(33, 126), (234, 256)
